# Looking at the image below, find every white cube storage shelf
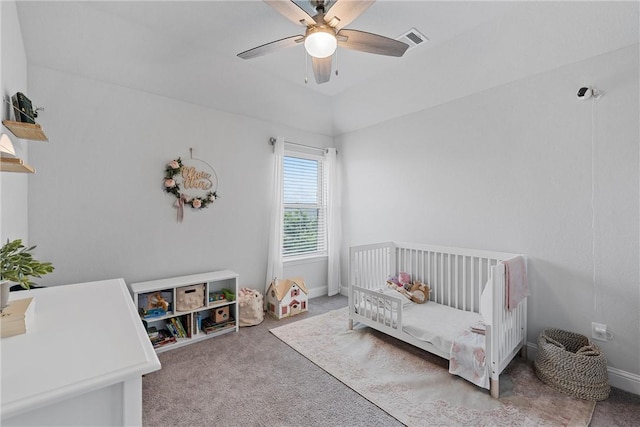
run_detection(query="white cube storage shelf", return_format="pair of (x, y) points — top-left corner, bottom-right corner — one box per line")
(129, 270), (239, 353)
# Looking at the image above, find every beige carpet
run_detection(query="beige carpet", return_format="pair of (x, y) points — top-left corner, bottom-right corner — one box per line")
(270, 307), (595, 427)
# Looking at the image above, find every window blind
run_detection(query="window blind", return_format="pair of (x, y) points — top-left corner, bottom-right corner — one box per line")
(282, 154), (327, 258)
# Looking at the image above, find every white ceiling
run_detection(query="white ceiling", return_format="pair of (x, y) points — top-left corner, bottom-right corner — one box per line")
(14, 1), (640, 136)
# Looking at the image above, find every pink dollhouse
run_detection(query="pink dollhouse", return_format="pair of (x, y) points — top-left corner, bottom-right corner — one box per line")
(266, 277), (309, 319)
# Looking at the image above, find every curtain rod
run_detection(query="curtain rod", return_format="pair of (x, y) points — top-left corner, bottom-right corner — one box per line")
(269, 137), (337, 155)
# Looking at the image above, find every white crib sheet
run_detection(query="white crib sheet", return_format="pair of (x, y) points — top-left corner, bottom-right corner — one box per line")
(402, 302), (483, 355)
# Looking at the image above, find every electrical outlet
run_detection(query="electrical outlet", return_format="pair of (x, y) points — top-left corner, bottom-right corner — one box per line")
(591, 322), (608, 342)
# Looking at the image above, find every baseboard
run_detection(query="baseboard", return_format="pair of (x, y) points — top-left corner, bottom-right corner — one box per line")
(526, 341), (538, 360)
(309, 285), (349, 299)
(308, 286), (328, 299)
(525, 341), (640, 395)
(607, 367), (640, 395)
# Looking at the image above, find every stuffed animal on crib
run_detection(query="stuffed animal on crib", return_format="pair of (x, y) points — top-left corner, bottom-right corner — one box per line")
(405, 281), (430, 304)
(386, 272), (411, 289)
(386, 275), (429, 304)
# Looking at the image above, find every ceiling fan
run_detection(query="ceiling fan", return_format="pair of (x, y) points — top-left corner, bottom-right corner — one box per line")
(237, 0), (409, 84)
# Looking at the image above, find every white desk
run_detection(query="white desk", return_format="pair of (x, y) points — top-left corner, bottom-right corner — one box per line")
(1, 278), (161, 426)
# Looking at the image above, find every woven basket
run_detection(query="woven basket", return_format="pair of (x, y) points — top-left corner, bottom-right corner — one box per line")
(534, 328), (610, 401)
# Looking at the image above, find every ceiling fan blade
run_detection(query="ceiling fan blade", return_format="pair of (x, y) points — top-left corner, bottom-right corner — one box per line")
(312, 56), (332, 84)
(237, 35), (304, 59)
(324, 0), (375, 30)
(263, 0), (315, 27)
(338, 29), (409, 57)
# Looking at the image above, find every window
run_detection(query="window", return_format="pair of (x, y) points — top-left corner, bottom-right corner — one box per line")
(282, 152), (327, 259)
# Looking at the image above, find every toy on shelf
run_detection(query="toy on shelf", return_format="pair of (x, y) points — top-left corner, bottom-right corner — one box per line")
(139, 291), (171, 318)
(209, 292), (226, 303)
(221, 288), (235, 301)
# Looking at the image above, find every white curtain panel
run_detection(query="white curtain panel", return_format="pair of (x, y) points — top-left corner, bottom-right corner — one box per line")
(326, 147), (342, 296)
(265, 137), (284, 294)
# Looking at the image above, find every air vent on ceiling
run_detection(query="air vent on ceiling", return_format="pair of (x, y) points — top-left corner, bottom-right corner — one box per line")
(396, 27), (428, 51)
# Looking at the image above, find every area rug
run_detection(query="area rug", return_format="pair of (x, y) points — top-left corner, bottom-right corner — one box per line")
(270, 307), (595, 427)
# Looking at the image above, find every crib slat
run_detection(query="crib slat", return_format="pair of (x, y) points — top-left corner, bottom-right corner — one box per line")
(427, 251), (431, 297)
(461, 255), (466, 310)
(477, 258), (483, 312)
(447, 254), (460, 307)
(409, 249), (415, 278)
(469, 257), (473, 311)
(444, 254), (448, 305)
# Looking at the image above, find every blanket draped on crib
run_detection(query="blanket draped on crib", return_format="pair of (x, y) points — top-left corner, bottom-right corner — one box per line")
(449, 329), (489, 389)
(504, 256), (529, 310)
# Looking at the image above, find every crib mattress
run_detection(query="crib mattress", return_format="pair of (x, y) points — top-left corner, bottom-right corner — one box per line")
(401, 302), (483, 356)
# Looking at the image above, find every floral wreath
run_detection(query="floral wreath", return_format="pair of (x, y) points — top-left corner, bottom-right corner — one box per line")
(164, 157), (218, 212)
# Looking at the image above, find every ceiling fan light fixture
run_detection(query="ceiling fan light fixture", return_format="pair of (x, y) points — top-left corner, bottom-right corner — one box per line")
(304, 27), (337, 58)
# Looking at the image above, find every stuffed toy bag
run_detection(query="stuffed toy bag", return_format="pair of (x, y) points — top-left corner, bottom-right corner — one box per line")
(238, 288), (264, 327)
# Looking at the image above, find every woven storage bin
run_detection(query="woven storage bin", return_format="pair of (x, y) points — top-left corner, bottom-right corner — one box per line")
(534, 328), (610, 401)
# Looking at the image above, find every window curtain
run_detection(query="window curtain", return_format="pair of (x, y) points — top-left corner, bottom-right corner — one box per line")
(325, 147), (341, 296)
(266, 137), (284, 294)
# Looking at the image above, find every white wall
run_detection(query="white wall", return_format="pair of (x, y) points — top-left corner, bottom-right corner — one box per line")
(331, 2), (639, 135)
(26, 66), (332, 290)
(284, 257), (327, 298)
(337, 45), (639, 379)
(1, 0), (29, 243)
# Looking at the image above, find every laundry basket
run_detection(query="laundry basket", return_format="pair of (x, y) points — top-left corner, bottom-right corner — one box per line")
(534, 328), (610, 401)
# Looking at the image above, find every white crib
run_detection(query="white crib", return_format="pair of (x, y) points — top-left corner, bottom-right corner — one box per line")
(348, 241), (528, 398)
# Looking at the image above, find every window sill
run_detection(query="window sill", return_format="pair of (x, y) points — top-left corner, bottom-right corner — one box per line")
(283, 254), (328, 266)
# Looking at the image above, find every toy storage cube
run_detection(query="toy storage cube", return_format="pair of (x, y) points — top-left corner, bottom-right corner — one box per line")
(213, 306), (229, 323)
(176, 284), (205, 312)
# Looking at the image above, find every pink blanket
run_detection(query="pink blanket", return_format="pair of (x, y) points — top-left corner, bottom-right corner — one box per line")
(504, 256), (528, 310)
(449, 329), (489, 389)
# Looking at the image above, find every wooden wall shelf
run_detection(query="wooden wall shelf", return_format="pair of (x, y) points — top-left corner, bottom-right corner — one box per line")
(2, 120), (48, 141)
(0, 157), (35, 173)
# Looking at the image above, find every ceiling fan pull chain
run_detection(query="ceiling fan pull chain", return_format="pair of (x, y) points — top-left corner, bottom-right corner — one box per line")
(305, 51), (309, 84)
(335, 49), (339, 76)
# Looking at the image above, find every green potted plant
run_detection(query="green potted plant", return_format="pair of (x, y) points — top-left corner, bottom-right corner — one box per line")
(1, 239), (54, 310)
